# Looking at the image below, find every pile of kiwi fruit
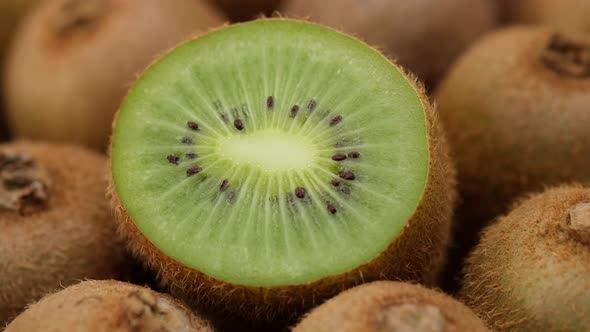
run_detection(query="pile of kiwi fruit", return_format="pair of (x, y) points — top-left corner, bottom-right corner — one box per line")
(1, 1), (589, 331)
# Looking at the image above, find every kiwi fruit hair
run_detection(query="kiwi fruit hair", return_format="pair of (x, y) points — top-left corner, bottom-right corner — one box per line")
(4, 280), (215, 332)
(498, 0), (590, 34)
(0, 141), (130, 324)
(293, 281), (490, 332)
(459, 185), (590, 331)
(207, 0), (284, 22)
(3, 0), (226, 151)
(280, 0), (497, 88)
(109, 18), (456, 321)
(434, 26), (590, 291)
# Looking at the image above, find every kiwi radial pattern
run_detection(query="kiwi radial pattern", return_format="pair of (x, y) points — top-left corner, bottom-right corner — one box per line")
(110, 19), (456, 320)
(5, 280), (215, 332)
(459, 185), (590, 331)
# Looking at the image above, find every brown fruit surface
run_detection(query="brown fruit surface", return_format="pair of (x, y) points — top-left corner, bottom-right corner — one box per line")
(294, 281), (490, 332)
(109, 63), (457, 321)
(0, 141), (129, 324)
(3, 0), (226, 151)
(498, 0), (590, 34)
(5, 280), (215, 332)
(459, 185), (590, 331)
(435, 26), (590, 291)
(281, 0), (497, 88)
(207, 0), (283, 21)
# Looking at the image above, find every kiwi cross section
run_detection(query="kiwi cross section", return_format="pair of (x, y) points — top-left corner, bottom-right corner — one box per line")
(112, 20), (429, 287)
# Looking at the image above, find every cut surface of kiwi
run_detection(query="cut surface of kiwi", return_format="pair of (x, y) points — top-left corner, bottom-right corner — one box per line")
(111, 19), (455, 319)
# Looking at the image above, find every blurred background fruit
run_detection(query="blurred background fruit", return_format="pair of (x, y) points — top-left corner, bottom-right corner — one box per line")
(498, 0), (590, 34)
(3, 0), (226, 152)
(207, 0), (284, 21)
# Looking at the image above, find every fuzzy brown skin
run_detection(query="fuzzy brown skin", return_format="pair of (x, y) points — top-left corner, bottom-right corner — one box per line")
(108, 20), (457, 321)
(5, 280), (215, 332)
(281, 0), (497, 89)
(459, 186), (590, 331)
(498, 0), (590, 33)
(293, 281), (490, 332)
(207, 0), (283, 21)
(0, 142), (130, 325)
(435, 26), (590, 292)
(0, 0), (40, 55)
(3, 0), (225, 152)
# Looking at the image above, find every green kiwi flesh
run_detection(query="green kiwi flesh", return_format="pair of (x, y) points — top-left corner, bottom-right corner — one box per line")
(0, 142), (129, 324)
(293, 281), (490, 332)
(459, 186), (590, 331)
(111, 19), (455, 318)
(5, 280), (215, 332)
(281, 0), (498, 88)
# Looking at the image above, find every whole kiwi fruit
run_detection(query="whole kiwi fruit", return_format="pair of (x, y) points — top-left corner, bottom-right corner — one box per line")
(459, 185), (590, 331)
(0, 141), (129, 324)
(498, 0), (590, 34)
(294, 281), (490, 332)
(435, 26), (590, 291)
(5, 280), (215, 332)
(281, 0), (498, 88)
(109, 19), (456, 321)
(3, 0), (225, 151)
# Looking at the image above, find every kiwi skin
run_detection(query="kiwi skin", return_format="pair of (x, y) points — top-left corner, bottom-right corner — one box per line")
(3, 0), (226, 152)
(498, 0), (590, 33)
(435, 26), (590, 292)
(459, 185), (590, 331)
(293, 281), (490, 332)
(0, 141), (131, 324)
(281, 0), (497, 88)
(109, 18), (457, 322)
(5, 280), (215, 332)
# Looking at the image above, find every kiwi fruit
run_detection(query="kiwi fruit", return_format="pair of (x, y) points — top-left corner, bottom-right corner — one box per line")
(498, 0), (590, 34)
(293, 281), (490, 332)
(109, 19), (456, 320)
(0, 141), (130, 324)
(459, 185), (590, 331)
(435, 26), (590, 291)
(4, 280), (215, 332)
(3, 0), (226, 151)
(0, 0), (40, 56)
(207, 0), (283, 22)
(280, 0), (497, 88)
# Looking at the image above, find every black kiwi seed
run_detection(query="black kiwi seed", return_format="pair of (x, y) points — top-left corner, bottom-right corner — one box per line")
(329, 115), (343, 126)
(341, 187), (351, 195)
(220, 179), (229, 192)
(166, 154), (179, 165)
(307, 99), (317, 111)
(187, 121), (199, 130)
(348, 151), (360, 158)
(339, 170), (355, 181)
(186, 153), (197, 159)
(290, 105), (300, 118)
(180, 137), (193, 145)
(332, 153), (347, 161)
(267, 96), (274, 110)
(331, 179), (341, 187)
(327, 202), (337, 214)
(186, 166), (202, 176)
(295, 187), (306, 199)
(234, 119), (244, 130)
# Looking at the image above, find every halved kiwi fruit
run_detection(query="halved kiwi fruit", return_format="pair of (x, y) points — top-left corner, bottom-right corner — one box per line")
(294, 281), (490, 332)
(281, 0), (498, 88)
(0, 141), (129, 324)
(5, 280), (215, 332)
(459, 185), (590, 331)
(436, 26), (590, 292)
(3, 0), (226, 151)
(110, 19), (456, 320)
